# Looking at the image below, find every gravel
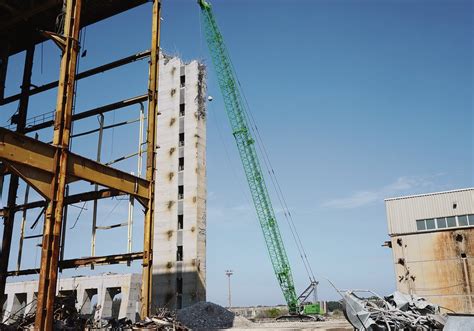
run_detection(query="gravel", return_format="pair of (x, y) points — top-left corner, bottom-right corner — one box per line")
(177, 301), (245, 330)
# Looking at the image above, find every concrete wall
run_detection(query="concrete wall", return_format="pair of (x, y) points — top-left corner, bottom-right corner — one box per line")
(385, 189), (474, 313)
(2, 273), (141, 323)
(152, 54), (206, 310)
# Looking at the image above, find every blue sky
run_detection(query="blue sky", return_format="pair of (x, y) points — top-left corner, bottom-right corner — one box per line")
(1, 0), (472, 307)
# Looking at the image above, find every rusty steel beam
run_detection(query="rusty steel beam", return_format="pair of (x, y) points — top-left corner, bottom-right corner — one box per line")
(34, 1), (83, 328)
(141, 0), (161, 318)
(0, 0), (60, 31)
(0, 128), (150, 201)
(24, 94), (148, 133)
(0, 51), (150, 106)
(0, 44), (34, 310)
(7, 252), (144, 276)
(0, 42), (8, 99)
(0, 188), (126, 217)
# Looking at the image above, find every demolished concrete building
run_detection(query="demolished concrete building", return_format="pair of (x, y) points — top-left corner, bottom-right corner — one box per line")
(1, 53), (207, 324)
(152, 55), (207, 310)
(385, 188), (474, 313)
(2, 274), (141, 323)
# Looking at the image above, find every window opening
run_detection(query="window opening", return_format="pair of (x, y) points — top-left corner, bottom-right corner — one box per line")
(178, 214), (184, 230)
(177, 246), (183, 261)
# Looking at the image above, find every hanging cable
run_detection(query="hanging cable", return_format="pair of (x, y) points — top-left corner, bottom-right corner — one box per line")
(208, 97), (253, 208)
(69, 202), (87, 229)
(226, 50), (317, 282)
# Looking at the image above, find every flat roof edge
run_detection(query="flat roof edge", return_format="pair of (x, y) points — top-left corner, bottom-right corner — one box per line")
(384, 187), (474, 202)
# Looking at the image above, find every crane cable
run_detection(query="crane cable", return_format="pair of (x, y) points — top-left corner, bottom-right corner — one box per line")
(223, 44), (317, 284)
(249, 111), (317, 283)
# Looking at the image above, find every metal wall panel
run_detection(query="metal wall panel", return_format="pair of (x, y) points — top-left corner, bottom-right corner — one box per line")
(390, 229), (474, 313)
(385, 189), (474, 235)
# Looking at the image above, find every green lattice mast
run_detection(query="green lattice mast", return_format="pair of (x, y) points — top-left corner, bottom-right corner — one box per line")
(198, 0), (299, 313)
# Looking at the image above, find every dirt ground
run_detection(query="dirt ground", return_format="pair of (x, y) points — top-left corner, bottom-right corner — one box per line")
(230, 316), (353, 330)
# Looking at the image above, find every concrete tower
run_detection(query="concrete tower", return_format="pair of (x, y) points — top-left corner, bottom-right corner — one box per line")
(152, 54), (207, 309)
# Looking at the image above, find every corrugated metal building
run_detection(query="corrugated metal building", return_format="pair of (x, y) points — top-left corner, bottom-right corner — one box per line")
(385, 188), (474, 313)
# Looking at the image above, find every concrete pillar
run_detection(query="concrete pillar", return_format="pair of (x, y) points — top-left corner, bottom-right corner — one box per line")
(26, 292), (36, 315)
(101, 287), (120, 318)
(80, 288), (98, 314)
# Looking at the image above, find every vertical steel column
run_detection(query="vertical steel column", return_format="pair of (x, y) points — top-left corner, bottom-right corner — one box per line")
(59, 185), (69, 268)
(16, 184), (31, 271)
(141, 0), (161, 318)
(127, 103), (145, 266)
(34, 0), (82, 329)
(91, 114), (105, 269)
(0, 42), (8, 99)
(0, 44), (34, 308)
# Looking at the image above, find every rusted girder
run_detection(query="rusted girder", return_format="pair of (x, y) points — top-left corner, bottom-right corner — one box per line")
(141, 0), (161, 318)
(0, 188), (126, 217)
(0, 42), (8, 99)
(0, 44), (34, 311)
(0, 52), (150, 106)
(34, 0), (83, 328)
(7, 252), (144, 276)
(25, 94), (148, 133)
(0, 127), (150, 202)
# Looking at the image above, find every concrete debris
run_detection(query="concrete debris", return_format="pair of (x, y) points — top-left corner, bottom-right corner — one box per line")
(177, 301), (237, 329)
(341, 290), (446, 330)
(1, 294), (88, 330)
(232, 315), (254, 328)
(131, 308), (188, 330)
(443, 313), (474, 330)
(1, 294), (188, 331)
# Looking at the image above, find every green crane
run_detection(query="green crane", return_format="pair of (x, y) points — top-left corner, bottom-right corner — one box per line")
(198, 0), (304, 314)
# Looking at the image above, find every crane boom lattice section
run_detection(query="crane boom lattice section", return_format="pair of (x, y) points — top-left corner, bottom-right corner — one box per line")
(199, 0), (299, 312)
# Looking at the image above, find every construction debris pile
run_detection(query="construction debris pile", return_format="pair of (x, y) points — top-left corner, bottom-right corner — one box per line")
(0, 295), (84, 330)
(131, 308), (188, 330)
(1, 295), (188, 330)
(341, 290), (446, 330)
(177, 301), (237, 329)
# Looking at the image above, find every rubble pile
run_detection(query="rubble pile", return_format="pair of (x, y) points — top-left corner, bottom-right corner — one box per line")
(1, 294), (88, 330)
(1, 296), (188, 330)
(177, 301), (236, 329)
(131, 308), (188, 330)
(341, 290), (446, 330)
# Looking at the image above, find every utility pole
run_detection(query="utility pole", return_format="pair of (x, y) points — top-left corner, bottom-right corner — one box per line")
(225, 270), (234, 308)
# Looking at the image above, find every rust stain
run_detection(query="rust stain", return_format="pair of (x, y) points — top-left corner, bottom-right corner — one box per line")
(167, 230), (173, 240)
(166, 261), (173, 269)
(167, 200), (175, 210)
(169, 147), (175, 156)
(168, 172), (174, 181)
(427, 229), (474, 312)
(191, 226), (195, 233)
(169, 117), (176, 126)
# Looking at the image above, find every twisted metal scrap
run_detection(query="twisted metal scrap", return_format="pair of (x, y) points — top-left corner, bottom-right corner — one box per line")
(340, 290), (446, 330)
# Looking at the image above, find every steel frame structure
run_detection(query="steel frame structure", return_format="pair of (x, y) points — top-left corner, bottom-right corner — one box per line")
(0, 0), (161, 329)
